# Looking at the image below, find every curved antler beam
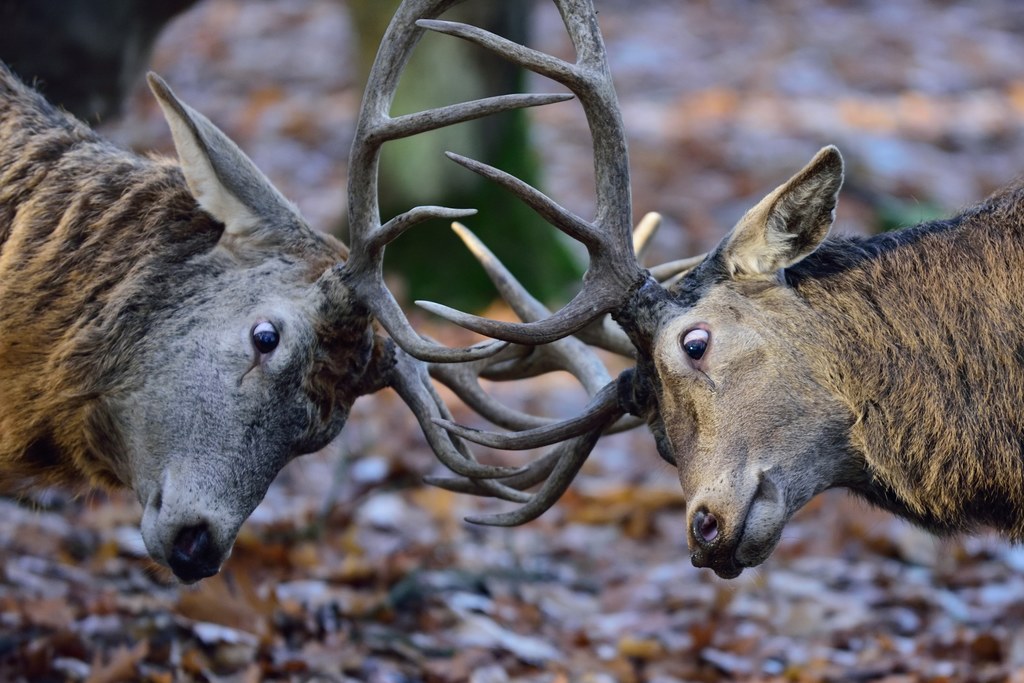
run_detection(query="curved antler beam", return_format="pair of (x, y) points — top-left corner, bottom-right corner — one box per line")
(432, 381), (619, 450)
(465, 420), (614, 526)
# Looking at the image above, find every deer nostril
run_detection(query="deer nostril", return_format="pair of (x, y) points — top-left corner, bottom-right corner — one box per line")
(173, 524), (207, 558)
(692, 508), (719, 546)
(168, 523), (220, 583)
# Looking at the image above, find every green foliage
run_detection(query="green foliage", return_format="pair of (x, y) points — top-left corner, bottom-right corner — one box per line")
(874, 196), (947, 234)
(346, 0), (583, 312)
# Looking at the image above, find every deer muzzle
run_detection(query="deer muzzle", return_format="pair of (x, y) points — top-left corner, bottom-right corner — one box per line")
(138, 475), (252, 583)
(686, 468), (787, 579)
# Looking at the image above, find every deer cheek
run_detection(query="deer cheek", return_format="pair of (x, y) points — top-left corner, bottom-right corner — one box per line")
(661, 393), (702, 472)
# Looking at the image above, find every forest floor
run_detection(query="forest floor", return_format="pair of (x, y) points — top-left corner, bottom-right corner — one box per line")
(5, 0), (1024, 681)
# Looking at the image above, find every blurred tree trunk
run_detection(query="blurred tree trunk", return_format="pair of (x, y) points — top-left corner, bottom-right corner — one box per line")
(348, 0), (582, 311)
(0, 0), (199, 122)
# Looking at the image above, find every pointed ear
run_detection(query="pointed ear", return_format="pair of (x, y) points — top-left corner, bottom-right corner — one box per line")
(716, 146), (843, 278)
(147, 72), (303, 240)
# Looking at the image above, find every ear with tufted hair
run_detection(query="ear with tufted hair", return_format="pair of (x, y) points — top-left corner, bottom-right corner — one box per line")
(147, 72), (304, 243)
(716, 146), (844, 279)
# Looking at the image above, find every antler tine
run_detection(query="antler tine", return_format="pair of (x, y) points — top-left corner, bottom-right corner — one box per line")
(413, 1), (648, 346)
(649, 254), (706, 282)
(425, 447), (560, 497)
(433, 381), (620, 450)
(429, 362), (556, 431)
(632, 212), (661, 261)
(386, 346), (530, 481)
(345, 0), (579, 362)
(574, 317), (635, 358)
(378, 92), (575, 141)
(466, 421), (614, 526)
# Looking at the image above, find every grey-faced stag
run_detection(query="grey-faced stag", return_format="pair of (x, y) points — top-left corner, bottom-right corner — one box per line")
(420, 0), (1024, 580)
(0, 0), (611, 583)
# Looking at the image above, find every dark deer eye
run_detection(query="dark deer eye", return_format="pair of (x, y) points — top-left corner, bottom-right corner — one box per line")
(682, 328), (709, 360)
(252, 321), (279, 354)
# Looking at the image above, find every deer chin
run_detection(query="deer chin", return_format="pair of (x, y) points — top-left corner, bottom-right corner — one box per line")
(731, 491), (789, 574)
(730, 473), (820, 578)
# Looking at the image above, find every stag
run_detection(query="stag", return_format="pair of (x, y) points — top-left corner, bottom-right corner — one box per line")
(402, 1), (1024, 579)
(0, 0), (643, 583)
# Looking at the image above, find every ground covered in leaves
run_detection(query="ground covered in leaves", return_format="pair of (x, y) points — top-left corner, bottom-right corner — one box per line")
(5, 0), (1024, 681)
(5, 395), (1024, 682)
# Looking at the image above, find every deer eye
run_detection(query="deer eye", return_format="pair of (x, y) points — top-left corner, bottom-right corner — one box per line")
(681, 328), (709, 361)
(252, 321), (279, 354)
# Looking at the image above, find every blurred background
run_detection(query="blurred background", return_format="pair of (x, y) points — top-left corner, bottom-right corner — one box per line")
(3, 0), (1024, 681)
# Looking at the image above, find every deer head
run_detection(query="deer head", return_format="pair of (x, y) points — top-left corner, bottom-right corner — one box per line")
(392, 1), (858, 579)
(114, 74), (495, 583)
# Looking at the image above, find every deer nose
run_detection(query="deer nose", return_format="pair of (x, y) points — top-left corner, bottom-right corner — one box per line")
(167, 523), (221, 583)
(691, 507), (719, 548)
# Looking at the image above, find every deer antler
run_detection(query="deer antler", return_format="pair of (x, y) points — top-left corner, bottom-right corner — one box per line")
(342, 0), (705, 517)
(423, 215), (697, 525)
(411, 0), (651, 345)
(343, 0), (578, 363)
(337, 0), (580, 483)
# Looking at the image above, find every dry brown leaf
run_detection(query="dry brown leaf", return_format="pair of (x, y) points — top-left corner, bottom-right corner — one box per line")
(22, 597), (76, 629)
(175, 574), (268, 637)
(616, 635), (665, 660)
(85, 640), (148, 683)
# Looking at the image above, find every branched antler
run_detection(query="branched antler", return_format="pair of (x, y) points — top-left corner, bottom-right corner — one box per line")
(411, 1), (650, 345)
(343, 0), (706, 524)
(422, 215), (692, 525)
(342, 0), (586, 362)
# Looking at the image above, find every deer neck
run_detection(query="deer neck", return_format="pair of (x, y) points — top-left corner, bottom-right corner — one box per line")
(0, 85), (223, 489)
(791, 185), (1024, 537)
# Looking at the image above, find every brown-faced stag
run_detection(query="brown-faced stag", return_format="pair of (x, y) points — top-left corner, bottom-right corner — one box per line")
(0, 0), (608, 583)
(422, 0), (1024, 580)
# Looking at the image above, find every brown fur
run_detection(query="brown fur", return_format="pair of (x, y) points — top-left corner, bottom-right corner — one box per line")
(794, 183), (1024, 535)
(0, 63), (382, 580)
(619, 146), (1024, 578)
(0, 68), (215, 489)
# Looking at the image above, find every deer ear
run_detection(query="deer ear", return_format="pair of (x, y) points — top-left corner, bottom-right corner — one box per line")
(717, 146), (843, 279)
(147, 72), (303, 241)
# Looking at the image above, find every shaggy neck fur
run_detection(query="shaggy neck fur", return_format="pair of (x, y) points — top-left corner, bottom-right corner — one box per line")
(0, 65), (226, 490)
(788, 182), (1024, 537)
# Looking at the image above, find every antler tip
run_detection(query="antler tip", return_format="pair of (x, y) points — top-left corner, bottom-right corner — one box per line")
(415, 18), (449, 30)
(415, 299), (461, 319)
